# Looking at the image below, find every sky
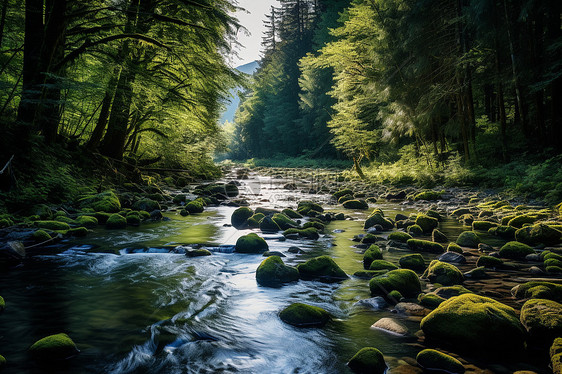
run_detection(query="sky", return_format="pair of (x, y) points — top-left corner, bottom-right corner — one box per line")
(230, 0), (279, 67)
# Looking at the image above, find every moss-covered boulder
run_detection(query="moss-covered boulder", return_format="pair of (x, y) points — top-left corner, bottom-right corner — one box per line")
(415, 214), (439, 233)
(132, 198), (160, 212)
(235, 233), (268, 254)
(388, 231), (412, 243)
(282, 227), (320, 240)
(399, 254), (426, 271)
(75, 215), (98, 228)
(256, 256), (299, 287)
(106, 214), (127, 229)
(364, 212), (394, 230)
(259, 216), (281, 232)
(520, 298), (562, 343)
(29, 333), (79, 361)
(420, 294), (525, 354)
(272, 213), (298, 230)
(508, 214), (539, 228)
(303, 221), (325, 231)
(414, 190), (444, 201)
(297, 200), (324, 216)
(416, 349), (465, 374)
(78, 190), (121, 213)
(231, 207), (253, 229)
(407, 239), (444, 253)
(422, 260), (464, 286)
(347, 347), (386, 374)
(185, 248), (212, 257)
(67, 227), (88, 237)
(426, 210), (443, 221)
(472, 221), (498, 231)
(185, 199), (205, 214)
(125, 212), (141, 226)
(431, 229), (448, 243)
(490, 225), (517, 240)
(498, 241), (534, 260)
(476, 255), (503, 268)
(369, 260), (398, 271)
(517, 224), (562, 246)
(35, 220), (70, 231)
(247, 213), (265, 228)
(297, 256), (348, 282)
(434, 285), (473, 299)
(32, 229), (52, 243)
(363, 245), (383, 269)
(369, 269), (421, 298)
(338, 195), (354, 204)
(343, 199), (369, 210)
(452, 207), (471, 216)
(418, 293), (446, 309)
(446, 242), (463, 253)
(279, 303), (331, 327)
(511, 281), (562, 302)
(407, 224), (423, 237)
(282, 208), (302, 219)
(333, 188), (353, 200)
(456, 231), (480, 248)
(551, 338), (562, 374)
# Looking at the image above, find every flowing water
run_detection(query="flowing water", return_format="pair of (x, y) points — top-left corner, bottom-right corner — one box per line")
(0, 170), (546, 373)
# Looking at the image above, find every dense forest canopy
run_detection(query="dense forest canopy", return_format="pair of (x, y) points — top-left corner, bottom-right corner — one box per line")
(229, 0), (562, 198)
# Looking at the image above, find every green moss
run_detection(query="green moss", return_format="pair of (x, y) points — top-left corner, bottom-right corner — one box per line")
(283, 227), (320, 239)
(407, 224), (423, 237)
(93, 212), (111, 224)
(407, 239), (444, 253)
(508, 214), (539, 228)
(547, 266), (562, 274)
(338, 194), (354, 204)
(297, 200), (324, 215)
(426, 210), (442, 221)
(132, 198), (161, 212)
(347, 347), (386, 374)
(32, 229), (52, 242)
(432, 229), (448, 243)
(68, 227), (88, 237)
(511, 281), (562, 302)
(353, 270), (389, 279)
(333, 188), (353, 200)
(446, 242), (463, 253)
(490, 225), (516, 240)
(138, 210), (150, 219)
(418, 293), (446, 309)
(106, 214), (127, 229)
(456, 231), (480, 248)
(364, 212), (394, 230)
(78, 190), (121, 213)
(551, 338), (562, 374)
(388, 231), (412, 243)
(247, 212), (265, 228)
(282, 208), (302, 219)
(260, 216), (281, 232)
(422, 260), (464, 286)
(420, 294), (525, 354)
(235, 233), (268, 254)
(32, 204), (53, 219)
(36, 221), (70, 231)
(499, 241), (534, 259)
(55, 216), (77, 225)
(387, 290), (403, 303)
(303, 221), (325, 231)
(399, 254), (426, 271)
(520, 298), (562, 343)
(414, 190), (444, 201)
(369, 260), (398, 271)
(0, 296), (4, 311)
(544, 252), (562, 261)
(297, 255), (348, 281)
(434, 285), (473, 299)
(231, 207), (253, 229)
(185, 248), (212, 257)
(363, 244), (383, 269)
(29, 333), (79, 360)
(279, 303), (331, 327)
(472, 221), (498, 231)
(343, 199), (369, 210)
(256, 256), (299, 286)
(272, 213), (298, 230)
(185, 199), (205, 214)
(452, 208), (471, 216)
(172, 194), (186, 204)
(416, 349), (465, 374)
(126, 213), (141, 226)
(526, 224), (562, 246)
(476, 255), (503, 268)
(545, 258), (562, 268)
(0, 354), (5, 367)
(415, 214), (439, 233)
(369, 269), (421, 298)
(75, 215), (98, 228)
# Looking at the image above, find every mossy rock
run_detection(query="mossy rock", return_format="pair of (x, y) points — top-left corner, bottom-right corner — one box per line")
(547, 266), (562, 274)
(353, 270), (389, 279)
(508, 214), (544, 228)
(55, 216), (77, 225)
(132, 198), (160, 212)
(422, 260), (464, 286)
(179, 209), (189, 216)
(434, 285), (473, 299)
(418, 293), (446, 309)
(78, 190), (121, 213)
(32, 229), (52, 242)
(36, 221), (70, 231)
(279, 303), (331, 327)
(283, 227), (319, 240)
(456, 231), (480, 248)
(399, 254), (426, 271)
(29, 333), (79, 361)
(235, 233), (268, 254)
(32, 204), (53, 220)
(369, 260), (398, 271)
(364, 212), (394, 230)
(512, 281), (562, 302)
(388, 231), (412, 243)
(446, 242), (463, 253)
(464, 266), (488, 279)
(407, 239), (444, 253)
(126, 213), (141, 226)
(476, 255), (503, 268)
(360, 233), (378, 244)
(172, 194), (186, 204)
(520, 298), (562, 344)
(256, 256), (299, 287)
(303, 221), (325, 231)
(247, 213), (265, 228)
(420, 294), (525, 354)
(416, 349), (465, 374)
(432, 229), (448, 243)
(297, 255), (348, 282)
(185, 199), (204, 214)
(415, 214), (439, 233)
(414, 190), (444, 201)
(272, 213), (298, 230)
(282, 208), (302, 219)
(231, 207), (253, 229)
(551, 337), (562, 374)
(343, 199), (368, 210)
(369, 269), (421, 298)
(333, 188), (353, 200)
(546, 258), (562, 268)
(297, 200), (324, 216)
(472, 221), (498, 231)
(93, 212), (111, 224)
(387, 290), (403, 303)
(0, 296), (4, 311)
(452, 208), (471, 216)
(363, 244), (383, 269)
(338, 194), (354, 204)
(407, 224), (423, 237)
(67, 227), (88, 237)
(106, 214), (127, 229)
(347, 347), (386, 374)
(185, 248), (212, 257)
(75, 215), (98, 228)
(518, 224), (562, 246)
(498, 241), (534, 260)
(426, 210), (442, 221)
(490, 225), (516, 240)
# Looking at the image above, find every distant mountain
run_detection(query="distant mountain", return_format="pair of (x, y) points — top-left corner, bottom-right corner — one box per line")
(220, 60), (260, 124)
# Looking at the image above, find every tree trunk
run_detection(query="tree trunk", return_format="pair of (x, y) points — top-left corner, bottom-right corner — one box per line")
(0, 0), (8, 48)
(86, 68), (120, 150)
